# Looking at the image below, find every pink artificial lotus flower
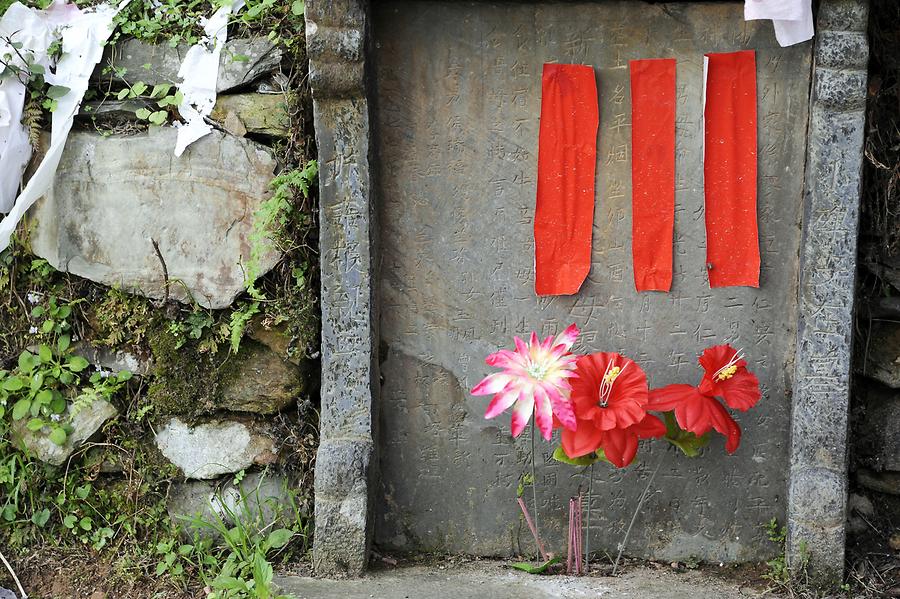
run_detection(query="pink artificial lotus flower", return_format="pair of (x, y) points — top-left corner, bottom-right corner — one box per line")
(471, 324), (580, 440)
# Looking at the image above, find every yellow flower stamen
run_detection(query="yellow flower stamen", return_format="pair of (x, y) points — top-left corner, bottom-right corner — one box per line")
(598, 362), (626, 407)
(713, 349), (744, 382)
(717, 364), (738, 381)
(603, 366), (621, 385)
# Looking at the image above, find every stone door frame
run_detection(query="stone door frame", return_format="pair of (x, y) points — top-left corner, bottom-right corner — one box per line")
(304, 0), (869, 585)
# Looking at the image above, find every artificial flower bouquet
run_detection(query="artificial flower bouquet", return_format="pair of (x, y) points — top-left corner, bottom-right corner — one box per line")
(471, 323), (762, 573)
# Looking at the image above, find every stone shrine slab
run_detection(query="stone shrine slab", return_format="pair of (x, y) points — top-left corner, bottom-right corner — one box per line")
(372, 1), (811, 562)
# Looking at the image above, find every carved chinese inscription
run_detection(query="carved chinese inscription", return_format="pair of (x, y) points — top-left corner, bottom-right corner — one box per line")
(373, 1), (811, 561)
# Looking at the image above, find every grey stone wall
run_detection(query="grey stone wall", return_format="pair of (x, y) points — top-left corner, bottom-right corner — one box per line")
(371, 0), (807, 564)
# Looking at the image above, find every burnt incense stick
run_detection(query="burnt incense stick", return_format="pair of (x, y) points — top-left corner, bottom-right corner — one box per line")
(517, 496), (548, 562)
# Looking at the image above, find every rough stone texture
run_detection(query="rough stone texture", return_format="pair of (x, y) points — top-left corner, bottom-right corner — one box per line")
(787, 0), (869, 586)
(373, 1), (808, 564)
(219, 339), (303, 414)
(854, 382), (900, 471)
(72, 342), (152, 377)
(861, 322), (900, 388)
(275, 561), (777, 599)
(168, 472), (297, 538)
(306, 0), (376, 577)
(77, 98), (153, 121)
(93, 38), (283, 93)
(211, 93), (291, 137)
(13, 400), (117, 466)
(29, 127), (280, 309)
(154, 417), (278, 479)
(857, 468), (900, 496)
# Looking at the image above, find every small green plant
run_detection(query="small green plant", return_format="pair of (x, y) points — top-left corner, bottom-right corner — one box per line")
(181, 476), (308, 599)
(0, 295), (131, 446)
(246, 160), (318, 292)
(763, 518), (788, 582)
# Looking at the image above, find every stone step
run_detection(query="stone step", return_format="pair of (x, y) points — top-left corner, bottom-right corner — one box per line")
(274, 561), (777, 599)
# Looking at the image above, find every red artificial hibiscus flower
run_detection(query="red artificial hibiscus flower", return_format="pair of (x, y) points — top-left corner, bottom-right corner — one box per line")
(648, 344), (760, 453)
(560, 352), (665, 467)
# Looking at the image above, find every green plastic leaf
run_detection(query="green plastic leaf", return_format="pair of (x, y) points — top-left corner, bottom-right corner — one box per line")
(551, 445), (609, 467)
(49, 427), (67, 446)
(509, 556), (562, 574)
(26, 418), (44, 431)
(67, 355), (89, 372)
(46, 85), (70, 99)
(662, 411), (711, 457)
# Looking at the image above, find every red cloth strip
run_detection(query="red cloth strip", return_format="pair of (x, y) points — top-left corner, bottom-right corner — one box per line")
(630, 58), (676, 292)
(534, 63), (598, 296)
(703, 50), (759, 288)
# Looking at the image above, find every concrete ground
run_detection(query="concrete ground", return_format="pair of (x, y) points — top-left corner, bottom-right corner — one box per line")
(275, 560), (780, 599)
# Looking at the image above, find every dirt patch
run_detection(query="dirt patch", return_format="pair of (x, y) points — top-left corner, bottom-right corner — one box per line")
(0, 547), (198, 599)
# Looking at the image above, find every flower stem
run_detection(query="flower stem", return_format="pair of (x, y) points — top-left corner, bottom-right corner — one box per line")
(530, 422), (540, 553)
(613, 458), (662, 576)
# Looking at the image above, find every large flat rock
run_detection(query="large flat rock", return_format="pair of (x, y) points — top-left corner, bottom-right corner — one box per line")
(30, 127), (280, 309)
(93, 38), (282, 93)
(155, 417), (278, 479)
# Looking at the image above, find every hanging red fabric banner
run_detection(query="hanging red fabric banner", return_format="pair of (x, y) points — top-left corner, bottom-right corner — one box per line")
(630, 58), (676, 292)
(534, 63), (598, 296)
(703, 50), (759, 288)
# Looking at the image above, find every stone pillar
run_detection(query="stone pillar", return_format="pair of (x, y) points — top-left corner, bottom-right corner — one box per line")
(306, 0), (376, 576)
(788, 0), (869, 586)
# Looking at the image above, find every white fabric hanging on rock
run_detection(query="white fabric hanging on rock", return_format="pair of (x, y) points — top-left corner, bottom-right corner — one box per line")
(0, 0), (130, 252)
(173, 0), (245, 156)
(745, 0), (814, 47)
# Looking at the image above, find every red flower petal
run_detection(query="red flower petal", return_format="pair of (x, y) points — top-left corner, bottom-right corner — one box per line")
(601, 428), (638, 468)
(648, 384), (699, 411)
(561, 422), (603, 458)
(707, 399), (742, 453)
(571, 352), (648, 429)
(698, 344), (740, 374)
(718, 369), (761, 411)
(631, 413), (667, 439)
